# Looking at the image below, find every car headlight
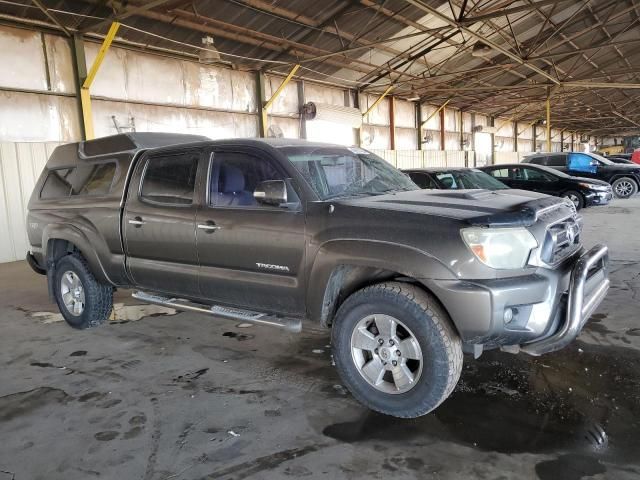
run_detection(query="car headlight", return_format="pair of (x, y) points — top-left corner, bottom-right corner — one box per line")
(461, 227), (538, 269)
(578, 182), (609, 191)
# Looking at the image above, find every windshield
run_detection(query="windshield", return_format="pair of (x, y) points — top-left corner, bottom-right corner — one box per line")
(435, 170), (509, 190)
(280, 146), (418, 200)
(586, 152), (614, 165)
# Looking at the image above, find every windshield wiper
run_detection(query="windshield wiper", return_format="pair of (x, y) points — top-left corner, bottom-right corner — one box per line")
(324, 190), (387, 200)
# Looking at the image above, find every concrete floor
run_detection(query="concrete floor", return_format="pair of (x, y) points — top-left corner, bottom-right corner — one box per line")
(1, 199), (639, 480)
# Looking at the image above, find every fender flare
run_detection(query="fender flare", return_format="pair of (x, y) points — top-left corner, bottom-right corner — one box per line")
(307, 239), (456, 327)
(42, 223), (113, 285)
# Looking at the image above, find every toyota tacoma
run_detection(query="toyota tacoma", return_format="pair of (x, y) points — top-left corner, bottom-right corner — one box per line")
(26, 133), (610, 418)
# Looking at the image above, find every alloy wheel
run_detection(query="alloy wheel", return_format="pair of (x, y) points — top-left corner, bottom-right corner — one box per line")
(60, 271), (85, 316)
(350, 314), (423, 394)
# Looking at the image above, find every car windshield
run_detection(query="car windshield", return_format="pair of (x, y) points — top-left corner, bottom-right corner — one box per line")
(586, 152), (614, 165)
(281, 146), (418, 200)
(434, 170), (509, 190)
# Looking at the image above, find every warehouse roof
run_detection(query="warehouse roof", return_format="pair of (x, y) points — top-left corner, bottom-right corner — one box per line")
(3, 0), (640, 135)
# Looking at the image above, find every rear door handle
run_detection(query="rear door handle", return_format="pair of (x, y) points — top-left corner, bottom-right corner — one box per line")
(129, 217), (145, 227)
(197, 223), (222, 233)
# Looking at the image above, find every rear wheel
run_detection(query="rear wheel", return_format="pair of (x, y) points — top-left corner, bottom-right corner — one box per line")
(331, 282), (462, 418)
(561, 190), (584, 210)
(53, 253), (113, 329)
(612, 177), (638, 199)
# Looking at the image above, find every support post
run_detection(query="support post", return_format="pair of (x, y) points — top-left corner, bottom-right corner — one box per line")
(571, 132), (575, 151)
(416, 102), (422, 151)
(354, 90), (362, 147)
(389, 96), (396, 150)
(80, 22), (120, 140)
(560, 130), (564, 152)
(71, 33), (88, 140)
(513, 120), (518, 152)
(256, 71), (266, 138)
(489, 116), (495, 165)
(459, 109), (464, 151)
(470, 112), (476, 166)
(533, 123), (538, 152)
(298, 80), (306, 139)
(439, 107), (445, 151)
(546, 87), (551, 152)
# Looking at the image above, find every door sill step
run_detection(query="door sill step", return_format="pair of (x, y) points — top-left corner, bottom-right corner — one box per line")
(132, 291), (302, 333)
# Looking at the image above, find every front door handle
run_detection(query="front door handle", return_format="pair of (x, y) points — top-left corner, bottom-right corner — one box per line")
(129, 217), (145, 227)
(197, 222), (222, 233)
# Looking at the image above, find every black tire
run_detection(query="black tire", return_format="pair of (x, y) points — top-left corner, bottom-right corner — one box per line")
(561, 190), (585, 210)
(611, 177), (638, 199)
(331, 282), (463, 418)
(53, 253), (113, 329)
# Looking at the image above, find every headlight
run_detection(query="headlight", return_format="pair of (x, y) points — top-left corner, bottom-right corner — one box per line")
(578, 182), (609, 191)
(461, 227), (538, 269)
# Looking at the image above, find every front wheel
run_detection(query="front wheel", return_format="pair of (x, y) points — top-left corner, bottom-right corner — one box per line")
(612, 177), (638, 199)
(561, 190), (584, 210)
(53, 253), (113, 329)
(331, 282), (462, 418)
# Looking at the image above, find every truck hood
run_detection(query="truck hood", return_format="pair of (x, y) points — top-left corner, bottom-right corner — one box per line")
(336, 188), (568, 226)
(572, 176), (611, 186)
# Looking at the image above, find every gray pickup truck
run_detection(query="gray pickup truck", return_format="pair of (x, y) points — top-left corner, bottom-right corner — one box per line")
(26, 133), (610, 418)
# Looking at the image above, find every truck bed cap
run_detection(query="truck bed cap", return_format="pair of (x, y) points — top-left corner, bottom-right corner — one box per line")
(47, 132), (211, 168)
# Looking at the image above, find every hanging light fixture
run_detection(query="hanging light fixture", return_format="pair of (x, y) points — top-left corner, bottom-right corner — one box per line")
(471, 41), (493, 57)
(199, 36), (222, 64)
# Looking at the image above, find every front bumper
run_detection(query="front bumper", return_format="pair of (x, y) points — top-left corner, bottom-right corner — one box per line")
(521, 244), (609, 355)
(423, 244), (609, 355)
(584, 190), (613, 206)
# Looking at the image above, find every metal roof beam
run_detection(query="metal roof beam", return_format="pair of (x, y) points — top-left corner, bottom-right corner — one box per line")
(31, 0), (71, 36)
(80, 0), (173, 33)
(459, 0), (573, 25)
(402, 0), (561, 85)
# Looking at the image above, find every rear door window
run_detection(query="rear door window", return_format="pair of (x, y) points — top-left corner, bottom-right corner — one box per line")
(140, 152), (199, 205)
(546, 155), (567, 166)
(487, 168), (509, 179)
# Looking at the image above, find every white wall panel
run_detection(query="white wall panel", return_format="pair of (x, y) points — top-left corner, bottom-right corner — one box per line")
(361, 125), (390, 149)
(267, 116), (299, 139)
(85, 42), (128, 101)
(44, 34), (75, 94)
(92, 100), (258, 139)
(444, 108), (459, 132)
(394, 100), (415, 128)
(395, 127), (417, 150)
(304, 83), (345, 106)
(0, 26), (47, 91)
(361, 95), (390, 126)
(0, 142), (58, 263)
(462, 112), (473, 133)
(0, 91), (81, 142)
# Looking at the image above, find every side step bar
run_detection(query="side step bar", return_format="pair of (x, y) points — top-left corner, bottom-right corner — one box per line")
(132, 291), (302, 333)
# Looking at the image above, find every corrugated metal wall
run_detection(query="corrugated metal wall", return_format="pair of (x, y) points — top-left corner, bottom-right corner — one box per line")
(0, 142), (58, 263)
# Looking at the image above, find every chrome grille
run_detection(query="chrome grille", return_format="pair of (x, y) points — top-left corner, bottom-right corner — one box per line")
(541, 216), (582, 265)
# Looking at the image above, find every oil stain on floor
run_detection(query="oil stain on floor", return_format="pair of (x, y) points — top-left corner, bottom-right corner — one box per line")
(322, 340), (640, 475)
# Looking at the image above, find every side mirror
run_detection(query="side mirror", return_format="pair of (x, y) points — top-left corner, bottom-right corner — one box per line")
(254, 180), (287, 206)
